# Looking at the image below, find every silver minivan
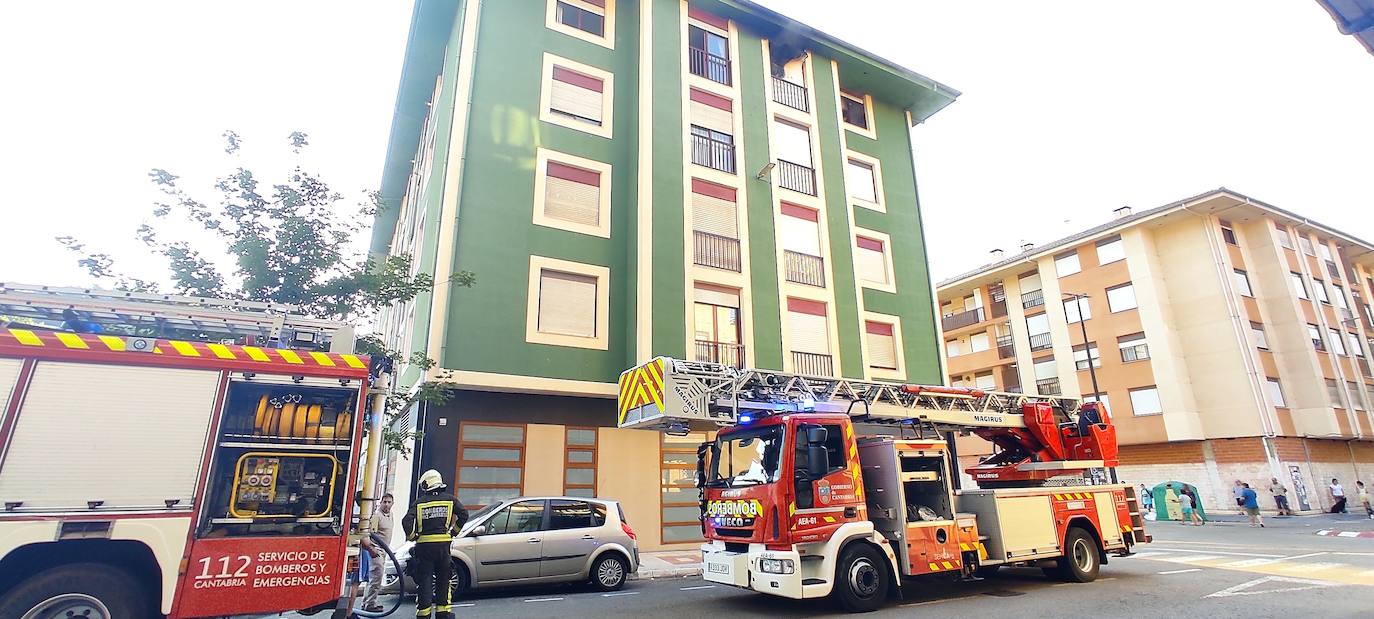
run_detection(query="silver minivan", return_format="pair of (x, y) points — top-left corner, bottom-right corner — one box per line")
(395, 496), (639, 594)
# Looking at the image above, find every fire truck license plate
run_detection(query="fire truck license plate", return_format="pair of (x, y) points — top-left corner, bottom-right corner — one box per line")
(719, 517), (753, 528)
(708, 561), (731, 575)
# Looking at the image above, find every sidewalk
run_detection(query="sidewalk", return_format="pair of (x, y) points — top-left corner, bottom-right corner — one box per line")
(634, 549), (703, 580)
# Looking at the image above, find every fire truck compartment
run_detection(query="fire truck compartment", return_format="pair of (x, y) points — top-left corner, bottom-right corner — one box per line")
(956, 492), (1060, 562)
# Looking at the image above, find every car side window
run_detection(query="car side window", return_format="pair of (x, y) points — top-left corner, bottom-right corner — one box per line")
(488, 500), (546, 535)
(549, 500), (593, 530)
(591, 502), (607, 527)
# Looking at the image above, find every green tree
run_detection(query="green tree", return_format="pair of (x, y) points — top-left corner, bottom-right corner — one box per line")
(56, 130), (470, 455)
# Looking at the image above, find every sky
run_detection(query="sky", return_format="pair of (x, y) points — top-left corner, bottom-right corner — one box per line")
(2, 1), (1372, 289)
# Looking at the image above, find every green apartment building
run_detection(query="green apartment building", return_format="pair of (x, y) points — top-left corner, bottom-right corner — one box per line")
(371, 0), (957, 550)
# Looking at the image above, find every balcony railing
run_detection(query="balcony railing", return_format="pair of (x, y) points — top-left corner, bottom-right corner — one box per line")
(941, 307), (984, 332)
(695, 340), (746, 368)
(998, 366), (1022, 392)
(1035, 377), (1062, 396)
(691, 132), (736, 174)
(771, 77), (809, 112)
(784, 250), (826, 287)
(792, 351), (834, 377)
(689, 48), (731, 85)
(776, 159), (816, 196)
(1029, 332), (1053, 351)
(693, 230), (741, 272)
(990, 299), (1008, 319)
(1021, 289), (1045, 309)
(996, 335), (1015, 359)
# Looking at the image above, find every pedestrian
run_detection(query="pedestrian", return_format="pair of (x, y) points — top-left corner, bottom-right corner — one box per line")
(1184, 488), (1205, 525)
(361, 492), (396, 613)
(1269, 477), (1293, 516)
(403, 470), (468, 619)
(1329, 478), (1348, 514)
(1241, 483), (1264, 527)
(1357, 481), (1372, 519)
(1179, 488), (1200, 525)
(1140, 484), (1154, 514)
(1232, 479), (1246, 514)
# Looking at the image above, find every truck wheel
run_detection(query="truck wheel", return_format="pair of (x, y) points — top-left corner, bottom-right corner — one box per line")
(1052, 527), (1100, 583)
(833, 543), (890, 613)
(0, 563), (147, 619)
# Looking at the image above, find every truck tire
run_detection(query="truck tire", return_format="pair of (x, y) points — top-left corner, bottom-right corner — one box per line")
(1051, 527), (1100, 583)
(833, 543), (890, 613)
(0, 563), (148, 619)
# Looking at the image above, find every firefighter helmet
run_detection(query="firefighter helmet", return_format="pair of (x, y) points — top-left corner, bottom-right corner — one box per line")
(419, 469), (446, 492)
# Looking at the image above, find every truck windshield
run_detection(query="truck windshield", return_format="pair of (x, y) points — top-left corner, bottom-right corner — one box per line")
(709, 425), (785, 488)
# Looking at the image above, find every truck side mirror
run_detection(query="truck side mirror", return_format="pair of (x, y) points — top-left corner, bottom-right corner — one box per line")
(806, 426), (828, 445)
(807, 445), (829, 479)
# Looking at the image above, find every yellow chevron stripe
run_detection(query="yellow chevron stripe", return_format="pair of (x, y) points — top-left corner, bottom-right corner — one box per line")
(1054, 494), (1064, 500)
(278, 349), (303, 364)
(97, 335), (126, 351)
(10, 329), (43, 346)
(928, 562), (939, 571)
(206, 343), (236, 360)
(242, 346), (270, 362)
(170, 341), (199, 357)
(941, 561), (954, 570)
(823, 516), (836, 523)
(308, 351), (335, 367)
(340, 354), (366, 369)
(55, 332), (89, 349)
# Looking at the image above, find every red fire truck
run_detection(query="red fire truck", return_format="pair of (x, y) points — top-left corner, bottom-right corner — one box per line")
(0, 325), (374, 618)
(619, 358), (1149, 612)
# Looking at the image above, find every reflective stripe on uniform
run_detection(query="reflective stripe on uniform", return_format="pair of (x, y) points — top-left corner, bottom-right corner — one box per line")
(418, 533), (454, 543)
(437, 605), (453, 612)
(417, 606), (432, 616)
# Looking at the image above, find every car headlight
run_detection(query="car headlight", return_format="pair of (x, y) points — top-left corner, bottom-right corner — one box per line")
(759, 558), (795, 574)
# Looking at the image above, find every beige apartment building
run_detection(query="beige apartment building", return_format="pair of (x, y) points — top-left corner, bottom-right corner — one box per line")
(937, 188), (1374, 514)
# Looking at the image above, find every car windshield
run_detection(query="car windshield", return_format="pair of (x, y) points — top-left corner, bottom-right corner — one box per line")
(464, 502), (504, 531)
(709, 425), (785, 488)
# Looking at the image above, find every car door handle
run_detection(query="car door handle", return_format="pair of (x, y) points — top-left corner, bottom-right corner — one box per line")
(527, 538), (542, 543)
(581, 535), (595, 540)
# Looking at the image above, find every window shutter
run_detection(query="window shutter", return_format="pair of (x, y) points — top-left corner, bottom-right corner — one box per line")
(693, 284), (739, 308)
(845, 160), (877, 203)
(974, 373), (996, 389)
(779, 203), (820, 255)
(550, 67), (604, 123)
(855, 236), (886, 284)
(538, 270), (598, 337)
(689, 89), (733, 134)
(1020, 272), (1042, 293)
(691, 179), (737, 238)
(544, 161), (601, 226)
(787, 299), (828, 354)
(773, 120), (812, 167)
(1033, 359), (1057, 380)
(865, 322), (897, 369)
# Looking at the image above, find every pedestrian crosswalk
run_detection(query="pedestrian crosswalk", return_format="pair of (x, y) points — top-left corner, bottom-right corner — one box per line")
(1136, 547), (1374, 586)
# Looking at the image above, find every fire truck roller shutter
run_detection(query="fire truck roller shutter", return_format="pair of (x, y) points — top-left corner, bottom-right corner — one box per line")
(0, 358), (22, 415)
(0, 362), (219, 510)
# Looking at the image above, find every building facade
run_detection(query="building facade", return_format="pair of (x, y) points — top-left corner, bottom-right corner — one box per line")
(371, 0), (957, 549)
(937, 189), (1374, 514)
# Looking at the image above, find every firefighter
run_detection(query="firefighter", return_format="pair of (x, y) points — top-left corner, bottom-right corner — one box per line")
(402, 469), (467, 618)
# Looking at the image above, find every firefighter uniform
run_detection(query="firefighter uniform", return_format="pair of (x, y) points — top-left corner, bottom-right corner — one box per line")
(402, 471), (468, 618)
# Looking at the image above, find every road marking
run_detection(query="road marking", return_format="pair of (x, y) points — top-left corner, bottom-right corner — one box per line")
(1331, 552), (1374, 557)
(1130, 552), (1170, 559)
(602, 592), (640, 597)
(1275, 562), (1344, 573)
(524, 597), (565, 602)
(1205, 576), (1342, 598)
(1168, 555), (1224, 563)
(680, 585), (716, 591)
(1149, 547), (1283, 558)
(1158, 568), (1202, 575)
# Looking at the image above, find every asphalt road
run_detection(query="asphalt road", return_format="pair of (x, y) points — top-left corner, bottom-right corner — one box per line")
(255, 514), (1374, 619)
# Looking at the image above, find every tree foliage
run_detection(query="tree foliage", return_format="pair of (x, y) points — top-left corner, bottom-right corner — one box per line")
(57, 131), (472, 455)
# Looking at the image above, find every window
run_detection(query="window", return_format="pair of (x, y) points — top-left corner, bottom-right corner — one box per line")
(773, 118), (813, 167)
(1073, 343), (1101, 371)
(1349, 332), (1363, 357)
(946, 339), (963, 357)
(691, 179), (740, 271)
(1328, 328), (1347, 356)
(689, 89), (735, 174)
(1332, 285), (1348, 309)
(1348, 382), (1366, 411)
(534, 149), (611, 237)
(865, 321), (898, 371)
(548, 499), (595, 530)
(456, 423), (525, 509)
(1312, 279), (1330, 304)
(1055, 251), (1081, 277)
(788, 298), (832, 376)
(1290, 272), (1309, 300)
(1129, 387), (1163, 416)
(564, 427), (597, 497)
(1106, 283), (1138, 312)
(1266, 378), (1286, 407)
(1299, 235), (1315, 256)
(1220, 221), (1237, 245)
(662, 432), (707, 543)
(694, 285), (743, 367)
(486, 500), (546, 535)
(855, 233), (893, 290)
(1276, 224), (1293, 250)
(840, 91), (869, 130)
(687, 19), (730, 85)
(1033, 358), (1059, 395)
(974, 372), (996, 390)
(1096, 236), (1125, 265)
(1317, 242), (1334, 263)
(549, 0), (610, 46)
(540, 54), (613, 138)
(1118, 333), (1149, 362)
(970, 332), (991, 353)
(1063, 297), (1091, 323)
(845, 158), (879, 206)
(1308, 324), (1324, 350)
(1084, 393), (1111, 413)
(1251, 322), (1268, 350)
(1232, 269), (1253, 297)
(1027, 313), (1051, 351)
(781, 204), (824, 287)
(1020, 272), (1044, 308)
(1326, 379), (1343, 408)
(527, 256), (610, 349)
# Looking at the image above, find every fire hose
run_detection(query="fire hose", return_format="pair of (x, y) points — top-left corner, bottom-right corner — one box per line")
(350, 532), (404, 618)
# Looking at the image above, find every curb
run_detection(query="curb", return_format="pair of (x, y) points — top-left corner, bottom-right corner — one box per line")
(630, 567), (702, 580)
(1316, 529), (1374, 538)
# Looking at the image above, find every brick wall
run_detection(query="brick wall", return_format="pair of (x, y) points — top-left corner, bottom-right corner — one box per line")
(1118, 441), (1204, 466)
(1210, 437), (1267, 463)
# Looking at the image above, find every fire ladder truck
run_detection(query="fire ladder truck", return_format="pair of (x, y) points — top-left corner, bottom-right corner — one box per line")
(618, 357), (1150, 612)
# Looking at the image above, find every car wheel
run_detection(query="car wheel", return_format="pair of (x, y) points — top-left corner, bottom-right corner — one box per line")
(833, 543), (890, 613)
(0, 563), (148, 619)
(450, 560), (470, 598)
(1052, 527), (1100, 583)
(591, 554), (628, 591)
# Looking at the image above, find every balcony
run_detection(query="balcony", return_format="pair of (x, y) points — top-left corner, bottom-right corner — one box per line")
(996, 335), (1015, 359)
(691, 132), (736, 174)
(941, 307), (985, 332)
(771, 76), (809, 112)
(1029, 332), (1053, 351)
(694, 340), (746, 368)
(693, 231), (741, 272)
(784, 250), (826, 287)
(1021, 289), (1045, 309)
(689, 47), (731, 85)
(1035, 377), (1062, 396)
(792, 351), (834, 377)
(776, 159), (817, 196)
(998, 366), (1022, 392)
